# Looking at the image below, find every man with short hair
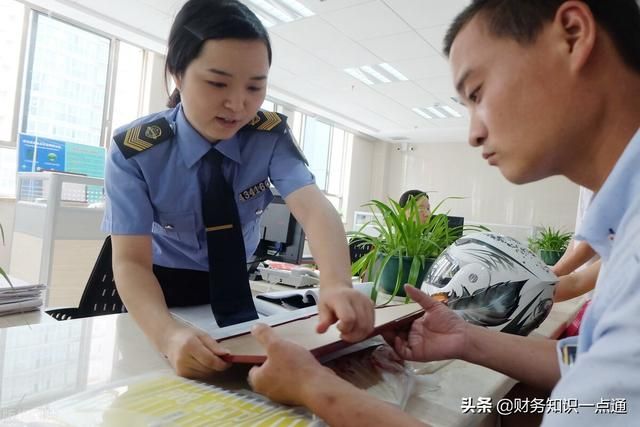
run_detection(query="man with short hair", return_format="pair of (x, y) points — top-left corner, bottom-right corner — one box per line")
(247, 1), (640, 425)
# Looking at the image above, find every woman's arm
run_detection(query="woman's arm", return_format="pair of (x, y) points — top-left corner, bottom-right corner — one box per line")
(552, 241), (597, 276)
(553, 259), (600, 302)
(285, 185), (374, 342)
(111, 235), (231, 377)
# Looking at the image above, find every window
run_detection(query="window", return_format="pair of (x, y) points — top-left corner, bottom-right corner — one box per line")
(291, 111), (303, 144)
(0, 148), (17, 197)
(261, 99), (275, 112)
(0, 0), (25, 145)
(302, 117), (331, 190)
(292, 111), (351, 216)
(327, 128), (346, 196)
(22, 13), (111, 147)
(111, 42), (145, 131)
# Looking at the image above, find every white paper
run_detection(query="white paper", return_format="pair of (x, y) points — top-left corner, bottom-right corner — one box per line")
(171, 301), (318, 341)
(256, 282), (373, 306)
(0, 275), (46, 315)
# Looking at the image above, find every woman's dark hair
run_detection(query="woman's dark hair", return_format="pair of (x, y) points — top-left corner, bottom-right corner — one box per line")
(443, 0), (640, 75)
(165, 0), (272, 107)
(399, 190), (429, 207)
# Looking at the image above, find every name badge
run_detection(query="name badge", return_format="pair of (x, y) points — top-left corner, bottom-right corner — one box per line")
(556, 336), (579, 376)
(239, 178), (270, 201)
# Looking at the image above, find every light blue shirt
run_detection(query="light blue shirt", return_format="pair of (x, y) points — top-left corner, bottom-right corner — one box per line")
(544, 128), (640, 425)
(101, 106), (314, 271)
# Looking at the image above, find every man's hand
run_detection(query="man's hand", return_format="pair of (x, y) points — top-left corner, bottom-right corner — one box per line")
(248, 323), (336, 406)
(316, 284), (375, 342)
(392, 285), (469, 362)
(162, 323), (232, 379)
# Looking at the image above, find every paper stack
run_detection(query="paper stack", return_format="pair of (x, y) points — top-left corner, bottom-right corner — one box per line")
(0, 275), (46, 316)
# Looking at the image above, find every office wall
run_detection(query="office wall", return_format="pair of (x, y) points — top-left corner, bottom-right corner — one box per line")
(141, 52), (170, 117)
(381, 142), (580, 235)
(343, 135), (378, 231)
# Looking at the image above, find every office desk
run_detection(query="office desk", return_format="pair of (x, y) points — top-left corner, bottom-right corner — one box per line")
(0, 309), (57, 329)
(0, 293), (585, 426)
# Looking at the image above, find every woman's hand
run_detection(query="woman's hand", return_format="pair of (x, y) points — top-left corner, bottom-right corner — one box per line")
(162, 323), (232, 379)
(317, 283), (375, 342)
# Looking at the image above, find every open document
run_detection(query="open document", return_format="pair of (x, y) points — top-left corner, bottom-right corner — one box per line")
(256, 282), (374, 309)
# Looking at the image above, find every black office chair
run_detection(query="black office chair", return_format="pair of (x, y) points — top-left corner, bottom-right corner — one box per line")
(46, 236), (126, 320)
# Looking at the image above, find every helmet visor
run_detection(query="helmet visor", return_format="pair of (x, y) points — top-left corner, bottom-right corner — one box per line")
(424, 253), (460, 289)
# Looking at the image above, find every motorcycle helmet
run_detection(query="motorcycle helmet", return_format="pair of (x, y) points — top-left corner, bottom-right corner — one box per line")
(422, 232), (557, 336)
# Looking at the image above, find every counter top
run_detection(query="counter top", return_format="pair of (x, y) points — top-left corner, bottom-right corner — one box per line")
(0, 287), (585, 426)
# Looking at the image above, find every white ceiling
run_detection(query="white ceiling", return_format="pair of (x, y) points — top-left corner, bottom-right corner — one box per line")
(42, 0), (472, 143)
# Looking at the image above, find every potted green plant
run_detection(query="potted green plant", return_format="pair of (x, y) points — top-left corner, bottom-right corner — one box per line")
(528, 226), (573, 266)
(0, 222), (12, 287)
(348, 197), (483, 303)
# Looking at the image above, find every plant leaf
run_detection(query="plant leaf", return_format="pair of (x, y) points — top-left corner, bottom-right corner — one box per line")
(0, 266), (13, 288)
(349, 195), (488, 305)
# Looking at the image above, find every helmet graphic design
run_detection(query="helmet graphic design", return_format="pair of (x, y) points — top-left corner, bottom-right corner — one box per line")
(422, 232), (557, 336)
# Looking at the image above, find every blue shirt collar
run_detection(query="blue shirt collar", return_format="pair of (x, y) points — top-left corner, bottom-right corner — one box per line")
(175, 105), (243, 168)
(576, 128), (640, 259)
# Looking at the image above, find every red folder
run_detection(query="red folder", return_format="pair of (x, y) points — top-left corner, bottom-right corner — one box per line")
(220, 303), (424, 364)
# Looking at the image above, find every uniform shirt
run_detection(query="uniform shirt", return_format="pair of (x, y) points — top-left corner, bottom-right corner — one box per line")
(544, 128), (640, 425)
(101, 105), (314, 271)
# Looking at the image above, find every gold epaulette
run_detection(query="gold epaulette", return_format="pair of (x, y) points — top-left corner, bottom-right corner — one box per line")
(243, 111), (287, 133)
(113, 117), (174, 159)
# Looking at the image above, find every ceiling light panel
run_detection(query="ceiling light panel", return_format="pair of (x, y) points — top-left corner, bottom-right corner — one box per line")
(378, 63), (408, 81)
(279, 0), (314, 17)
(246, 0), (315, 25)
(440, 105), (462, 118)
(344, 68), (375, 85)
(427, 106), (447, 119)
(343, 63), (408, 85)
(360, 65), (391, 83)
(412, 104), (465, 120)
(412, 108), (432, 120)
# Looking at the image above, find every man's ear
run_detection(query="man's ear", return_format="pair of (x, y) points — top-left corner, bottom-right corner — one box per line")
(554, 1), (596, 73)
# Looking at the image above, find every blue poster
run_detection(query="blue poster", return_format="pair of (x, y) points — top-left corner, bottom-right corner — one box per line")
(65, 141), (105, 178)
(17, 134), (66, 173)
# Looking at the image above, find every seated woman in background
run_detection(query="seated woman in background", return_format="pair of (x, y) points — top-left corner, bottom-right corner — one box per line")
(398, 189), (431, 223)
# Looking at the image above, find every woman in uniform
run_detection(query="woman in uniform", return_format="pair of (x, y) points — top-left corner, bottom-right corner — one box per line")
(102, 0), (373, 379)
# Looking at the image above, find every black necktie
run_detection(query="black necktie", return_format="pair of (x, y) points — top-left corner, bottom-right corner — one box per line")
(202, 148), (258, 327)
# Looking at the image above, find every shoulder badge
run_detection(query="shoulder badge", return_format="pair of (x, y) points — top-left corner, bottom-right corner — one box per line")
(243, 111), (287, 133)
(114, 117), (174, 159)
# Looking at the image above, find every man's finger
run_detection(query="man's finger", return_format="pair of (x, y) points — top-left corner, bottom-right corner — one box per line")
(251, 323), (278, 350)
(247, 366), (261, 392)
(394, 335), (413, 360)
(405, 285), (442, 311)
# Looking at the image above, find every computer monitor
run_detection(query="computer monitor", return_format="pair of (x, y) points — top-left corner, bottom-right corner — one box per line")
(447, 215), (465, 240)
(251, 195), (306, 266)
